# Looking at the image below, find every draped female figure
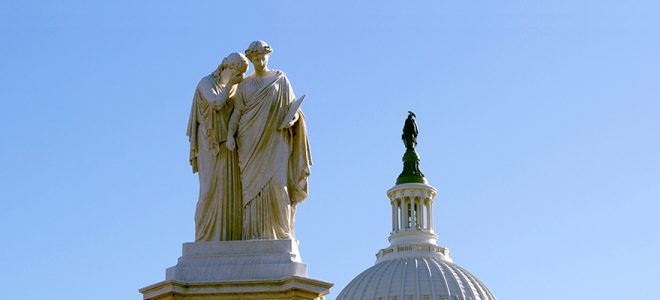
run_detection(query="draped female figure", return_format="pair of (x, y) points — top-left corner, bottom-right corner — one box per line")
(187, 53), (248, 241)
(227, 41), (312, 240)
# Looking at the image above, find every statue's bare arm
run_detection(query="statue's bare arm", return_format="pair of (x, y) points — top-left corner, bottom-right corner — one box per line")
(198, 76), (241, 110)
(225, 89), (242, 151)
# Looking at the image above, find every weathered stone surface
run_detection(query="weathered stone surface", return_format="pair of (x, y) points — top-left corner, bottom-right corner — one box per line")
(141, 240), (332, 300)
(166, 239), (308, 282)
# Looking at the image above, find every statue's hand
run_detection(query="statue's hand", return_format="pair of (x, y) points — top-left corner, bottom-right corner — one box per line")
(279, 112), (299, 129)
(226, 136), (236, 151)
(228, 73), (243, 86)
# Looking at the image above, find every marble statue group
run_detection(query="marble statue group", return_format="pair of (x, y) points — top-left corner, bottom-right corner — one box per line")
(187, 40), (311, 242)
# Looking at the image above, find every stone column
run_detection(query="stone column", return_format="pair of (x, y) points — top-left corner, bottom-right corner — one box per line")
(428, 197), (434, 232)
(404, 197), (411, 230)
(418, 197), (424, 230)
(391, 199), (397, 232)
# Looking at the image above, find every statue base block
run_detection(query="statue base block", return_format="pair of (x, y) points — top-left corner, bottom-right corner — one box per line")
(166, 239), (308, 282)
(140, 239), (332, 300)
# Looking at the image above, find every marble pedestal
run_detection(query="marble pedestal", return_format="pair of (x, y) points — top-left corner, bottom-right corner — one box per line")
(140, 240), (332, 300)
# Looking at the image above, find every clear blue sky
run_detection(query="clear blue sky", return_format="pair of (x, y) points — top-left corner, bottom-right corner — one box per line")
(1, 1), (659, 299)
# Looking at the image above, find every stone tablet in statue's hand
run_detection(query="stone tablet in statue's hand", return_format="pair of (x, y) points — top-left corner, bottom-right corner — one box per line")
(226, 136), (236, 151)
(278, 95), (305, 129)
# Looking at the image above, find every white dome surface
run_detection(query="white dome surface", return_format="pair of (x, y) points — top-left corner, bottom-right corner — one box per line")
(337, 254), (496, 300)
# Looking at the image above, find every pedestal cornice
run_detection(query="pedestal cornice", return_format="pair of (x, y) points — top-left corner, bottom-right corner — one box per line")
(140, 276), (333, 300)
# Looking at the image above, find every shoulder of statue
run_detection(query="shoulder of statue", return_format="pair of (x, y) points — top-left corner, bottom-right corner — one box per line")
(273, 69), (286, 78)
(241, 73), (258, 83)
(237, 75), (252, 89)
(197, 75), (214, 90)
(274, 70), (291, 86)
(235, 76), (252, 98)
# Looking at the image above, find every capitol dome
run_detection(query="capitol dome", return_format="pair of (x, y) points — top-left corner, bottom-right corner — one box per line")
(337, 113), (496, 300)
(337, 253), (495, 300)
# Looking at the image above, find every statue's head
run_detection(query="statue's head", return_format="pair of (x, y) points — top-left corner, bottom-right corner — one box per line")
(214, 52), (249, 81)
(408, 111), (416, 119)
(245, 40), (273, 71)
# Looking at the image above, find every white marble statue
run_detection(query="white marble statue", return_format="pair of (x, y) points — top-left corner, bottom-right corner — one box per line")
(187, 52), (249, 241)
(226, 40), (312, 240)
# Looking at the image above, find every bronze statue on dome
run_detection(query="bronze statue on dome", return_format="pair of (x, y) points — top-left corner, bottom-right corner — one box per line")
(402, 111), (418, 151)
(397, 111), (426, 184)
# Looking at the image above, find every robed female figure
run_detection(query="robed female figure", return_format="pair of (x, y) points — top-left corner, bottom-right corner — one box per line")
(187, 53), (248, 241)
(227, 41), (312, 240)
